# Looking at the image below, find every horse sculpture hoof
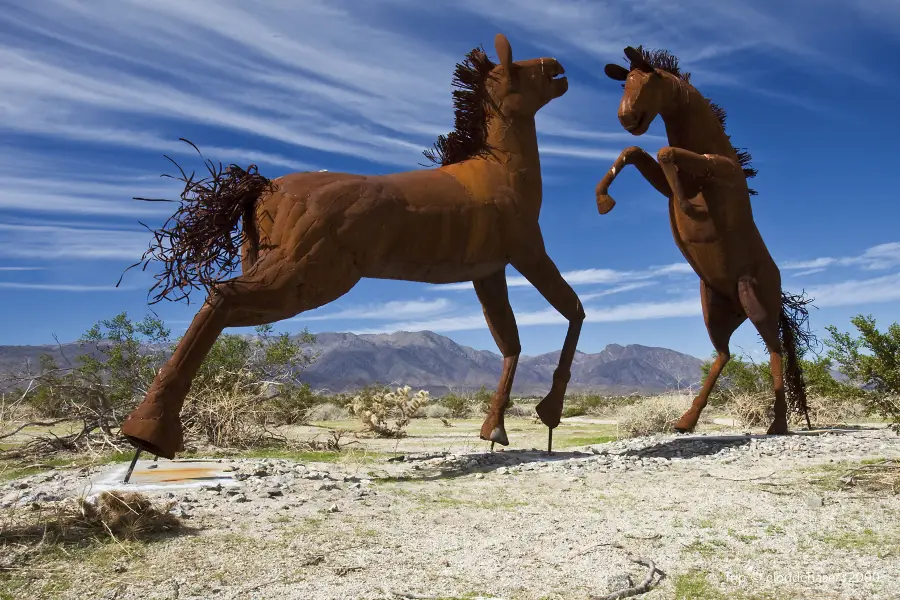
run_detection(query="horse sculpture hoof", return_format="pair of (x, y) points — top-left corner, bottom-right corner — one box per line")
(766, 421), (789, 435)
(483, 426), (509, 447)
(120, 401), (184, 460)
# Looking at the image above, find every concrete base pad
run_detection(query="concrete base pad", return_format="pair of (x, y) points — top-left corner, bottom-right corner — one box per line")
(89, 459), (240, 495)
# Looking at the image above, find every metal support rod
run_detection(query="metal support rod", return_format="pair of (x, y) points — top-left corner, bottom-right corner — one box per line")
(123, 448), (142, 484)
(547, 428), (553, 455)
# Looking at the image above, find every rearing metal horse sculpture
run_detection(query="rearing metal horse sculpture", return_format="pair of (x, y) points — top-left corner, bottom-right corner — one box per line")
(120, 34), (582, 459)
(595, 46), (812, 434)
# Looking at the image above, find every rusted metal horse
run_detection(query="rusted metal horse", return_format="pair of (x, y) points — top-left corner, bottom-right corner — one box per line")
(120, 34), (582, 459)
(595, 46), (812, 434)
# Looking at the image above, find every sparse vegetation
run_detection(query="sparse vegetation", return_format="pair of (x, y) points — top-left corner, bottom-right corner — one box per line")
(348, 385), (430, 438)
(825, 314), (900, 431)
(616, 393), (698, 437)
(0, 313), (323, 456)
(0, 491), (184, 574)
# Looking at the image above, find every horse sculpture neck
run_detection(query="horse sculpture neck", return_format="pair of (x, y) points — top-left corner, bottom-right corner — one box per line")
(659, 77), (736, 160)
(483, 110), (543, 211)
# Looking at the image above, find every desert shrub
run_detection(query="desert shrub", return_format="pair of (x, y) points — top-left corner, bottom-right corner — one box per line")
(5, 314), (320, 455)
(700, 350), (856, 425)
(348, 385), (430, 438)
(728, 391), (865, 428)
(4, 313), (172, 453)
(825, 315), (900, 431)
(438, 386), (501, 418)
(439, 392), (471, 418)
(616, 393), (698, 438)
(700, 354), (770, 407)
(306, 402), (348, 422)
(422, 403), (451, 419)
(506, 400), (536, 418)
(180, 324), (319, 447)
(562, 392), (635, 418)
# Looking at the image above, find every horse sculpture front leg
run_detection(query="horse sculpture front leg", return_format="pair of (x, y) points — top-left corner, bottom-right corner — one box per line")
(656, 147), (745, 214)
(595, 146), (672, 214)
(512, 250), (585, 453)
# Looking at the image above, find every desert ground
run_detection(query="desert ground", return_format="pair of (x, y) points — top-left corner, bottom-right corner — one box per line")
(2, 415), (899, 600)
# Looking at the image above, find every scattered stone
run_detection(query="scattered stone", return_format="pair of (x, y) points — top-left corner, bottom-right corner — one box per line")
(606, 573), (633, 593)
(806, 495), (825, 508)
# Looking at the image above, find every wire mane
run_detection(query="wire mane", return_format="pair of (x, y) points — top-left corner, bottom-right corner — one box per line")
(424, 47), (497, 166)
(631, 47), (758, 196)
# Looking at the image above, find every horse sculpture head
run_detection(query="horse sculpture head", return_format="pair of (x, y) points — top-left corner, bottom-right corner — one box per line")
(489, 33), (568, 116)
(424, 33), (568, 166)
(603, 46), (683, 136)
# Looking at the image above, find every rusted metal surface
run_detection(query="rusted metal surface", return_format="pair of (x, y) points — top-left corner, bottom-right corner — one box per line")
(597, 46), (814, 435)
(120, 33), (582, 458)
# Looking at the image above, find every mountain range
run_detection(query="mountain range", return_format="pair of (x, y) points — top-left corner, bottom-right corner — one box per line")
(0, 330), (705, 396)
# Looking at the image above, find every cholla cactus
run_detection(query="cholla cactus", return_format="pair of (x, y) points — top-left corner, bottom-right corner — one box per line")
(348, 385), (430, 437)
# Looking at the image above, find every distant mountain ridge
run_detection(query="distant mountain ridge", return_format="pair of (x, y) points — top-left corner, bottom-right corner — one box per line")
(0, 330), (704, 396)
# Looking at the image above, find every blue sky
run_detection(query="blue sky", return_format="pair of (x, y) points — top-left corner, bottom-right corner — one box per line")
(2, 0), (900, 362)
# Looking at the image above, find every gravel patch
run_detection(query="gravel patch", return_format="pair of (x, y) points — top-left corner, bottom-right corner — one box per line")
(2, 427), (899, 599)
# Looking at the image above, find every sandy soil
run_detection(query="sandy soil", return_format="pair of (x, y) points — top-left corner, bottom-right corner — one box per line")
(2, 419), (899, 600)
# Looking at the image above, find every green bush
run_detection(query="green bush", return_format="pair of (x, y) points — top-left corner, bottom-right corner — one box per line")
(562, 392), (632, 418)
(28, 313), (171, 424)
(437, 386), (505, 418)
(825, 315), (900, 430)
(17, 313), (320, 452)
(700, 353), (849, 406)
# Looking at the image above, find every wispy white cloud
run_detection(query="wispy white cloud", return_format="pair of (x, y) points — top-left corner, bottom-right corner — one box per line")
(0, 267), (44, 271)
(782, 241), (900, 273)
(436, 262), (693, 291)
(453, 0), (886, 97)
(806, 273), (900, 308)
(0, 281), (138, 292)
(300, 298), (453, 321)
(352, 298), (701, 334)
(0, 223), (148, 260)
(580, 282), (654, 300)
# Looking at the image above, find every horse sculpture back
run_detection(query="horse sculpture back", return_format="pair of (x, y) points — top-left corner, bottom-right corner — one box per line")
(595, 46), (813, 434)
(120, 34), (583, 459)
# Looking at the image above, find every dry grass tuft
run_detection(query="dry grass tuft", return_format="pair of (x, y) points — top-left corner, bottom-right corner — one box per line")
(1, 491), (184, 570)
(727, 392), (865, 428)
(615, 393), (704, 437)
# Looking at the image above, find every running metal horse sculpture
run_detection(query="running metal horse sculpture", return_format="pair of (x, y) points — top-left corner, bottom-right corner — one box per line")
(595, 46), (813, 434)
(120, 34), (582, 460)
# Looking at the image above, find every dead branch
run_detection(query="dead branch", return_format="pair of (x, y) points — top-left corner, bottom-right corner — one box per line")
(706, 470), (776, 481)
(582, 542), (665, 600)
(590, 555), (661, 600)
(0, 419), (74, 441)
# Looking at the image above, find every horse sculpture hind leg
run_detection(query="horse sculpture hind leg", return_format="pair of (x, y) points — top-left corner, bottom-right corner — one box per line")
(513, 249), (585, 452)
(474, 270), (521, 447)
(674, 281), (745, 433)
(121, 222), (362, 459)
(736, 276), (790, 435)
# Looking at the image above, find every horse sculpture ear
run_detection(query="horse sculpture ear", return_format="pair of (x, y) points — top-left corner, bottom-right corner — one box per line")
(604, 64), (629, 81)
(495, 33), (514, 78)
(624, 46), (653, 73)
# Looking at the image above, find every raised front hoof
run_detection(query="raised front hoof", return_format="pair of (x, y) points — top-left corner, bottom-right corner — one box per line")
(766, 421), (790, 435)
(535, 399), (562, 430)
(120, 408), (184, 460)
